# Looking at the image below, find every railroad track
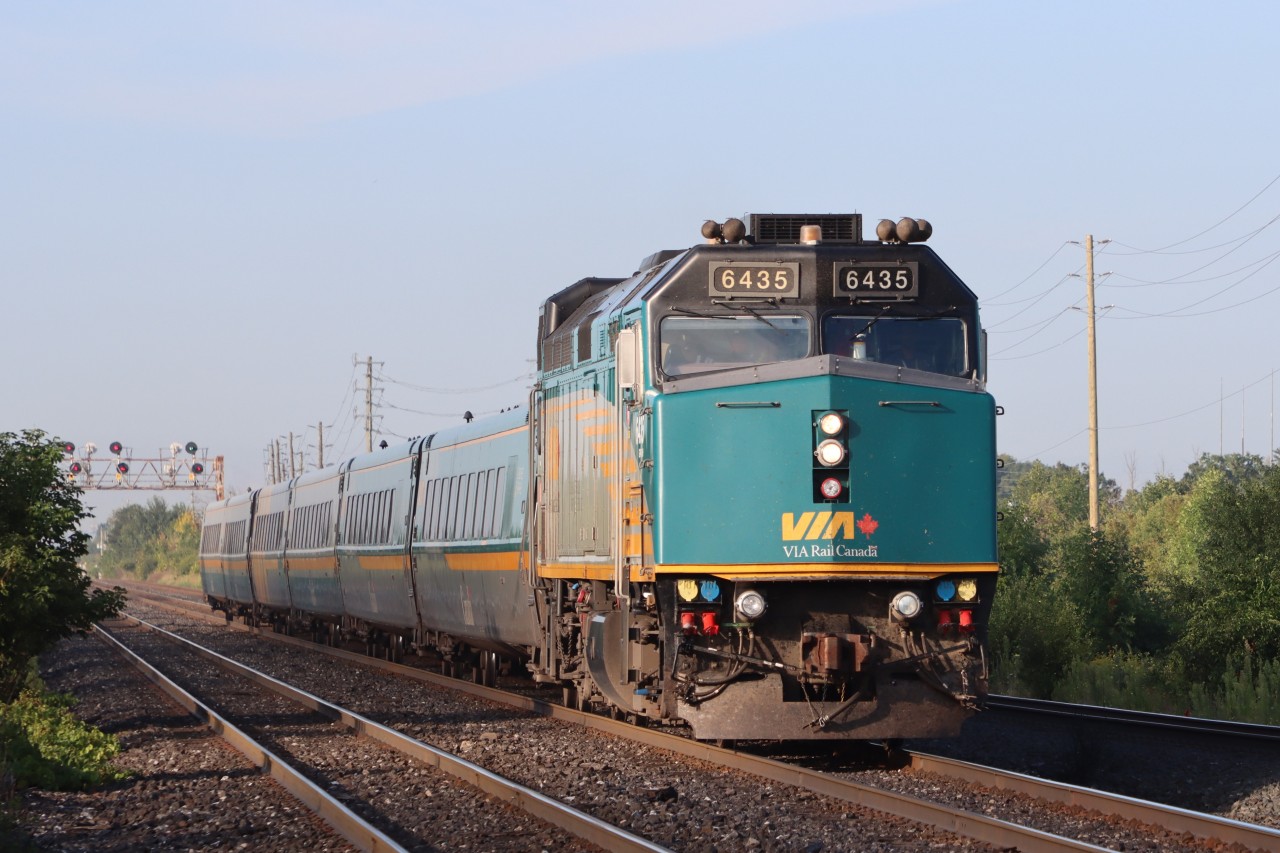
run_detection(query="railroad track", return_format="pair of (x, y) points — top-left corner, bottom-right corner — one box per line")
(103, 584), (1280, 852)
(97, 614), (660, 852)
(92, 623), (405, 853)
(987, 694), (1280, 742)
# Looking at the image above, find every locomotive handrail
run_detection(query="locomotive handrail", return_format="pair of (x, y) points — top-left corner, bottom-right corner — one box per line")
(877, 400), (942, 407)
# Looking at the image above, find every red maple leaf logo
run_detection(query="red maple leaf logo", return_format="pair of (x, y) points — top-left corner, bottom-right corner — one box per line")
(857, 513), (879, 536)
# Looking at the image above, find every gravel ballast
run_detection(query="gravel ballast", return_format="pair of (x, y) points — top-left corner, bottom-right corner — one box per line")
(15, 597), (1280, 852)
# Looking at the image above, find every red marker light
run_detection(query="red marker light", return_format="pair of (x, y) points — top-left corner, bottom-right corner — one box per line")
(958, 609), (974, 633)
(820, 477), (842, 499)
(701, 611), (720, 636)
(937, 609), (953, 632)
(680, 612), (698, 636)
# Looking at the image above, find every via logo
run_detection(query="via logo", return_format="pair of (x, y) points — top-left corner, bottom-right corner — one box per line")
(781, 511), (879, 541)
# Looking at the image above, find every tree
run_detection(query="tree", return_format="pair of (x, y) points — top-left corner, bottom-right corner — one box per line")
(988, 572), (1090, 698)
(1180, 452), (1267, 491)
(1009, 461), (1119, 545)
(95, 494), (183, 573)
(1049, 528), (1167, 654)
(1170, 466), (1280, 681)
(0, 430), (125, 702)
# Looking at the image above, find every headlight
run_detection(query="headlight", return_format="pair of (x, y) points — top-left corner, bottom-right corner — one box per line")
(817, 412), (845, 436)
(820, 477), (843, 499)
(956, 579), (979, 602)
(890, 590), (922, 621)
(815, 439), (847, 467)
(735, 589), (766, 620)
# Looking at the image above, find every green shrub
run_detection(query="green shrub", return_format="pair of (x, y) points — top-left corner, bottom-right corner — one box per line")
(988, 572), (1090, 698)
(1052, 652), (1188, 713)
(1188, 654), (1280, 725)
(0, 690), (130, 790)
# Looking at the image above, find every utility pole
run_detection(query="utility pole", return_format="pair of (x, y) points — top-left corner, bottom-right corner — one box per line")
(288, 432), (296, 478)
(365, 355), (374, 453)
(1085, 234), (1100, 532)
(355, 355), (383, 453)
(318, 421), (325, 469)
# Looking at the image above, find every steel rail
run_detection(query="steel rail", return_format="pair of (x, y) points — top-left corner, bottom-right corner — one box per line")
(111, 615), (669, 853)
(909, 750), (1280, 853)
(130, 589), (1280, 851)
(988, 693), (1280, 742)
(92, 623), (407, 853)
(121, 596), (1117, 852)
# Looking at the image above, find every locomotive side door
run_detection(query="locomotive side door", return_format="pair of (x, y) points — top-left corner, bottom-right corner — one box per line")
(615, 323), (649, 592)
(582, 322), (663, 716)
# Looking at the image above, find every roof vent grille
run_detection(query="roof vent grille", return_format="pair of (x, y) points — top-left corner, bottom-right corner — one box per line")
(749, 213), (862, 243)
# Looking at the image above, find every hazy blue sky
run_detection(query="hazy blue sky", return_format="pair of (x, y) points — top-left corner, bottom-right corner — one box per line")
(4, 0), (1277, 524)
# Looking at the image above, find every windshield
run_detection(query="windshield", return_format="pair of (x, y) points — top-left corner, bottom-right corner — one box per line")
(660, 316), (810, 376)
(823, 315), (968, 377)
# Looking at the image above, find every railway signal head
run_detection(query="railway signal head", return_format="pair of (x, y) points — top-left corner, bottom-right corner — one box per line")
(191, 462), (205, 475)
(185, 441), (198, 454)
(115, 461), (129, 475)
(69, 461), (82, 476)
(109, 441), (124, 455)
(63, 441), (75, 455)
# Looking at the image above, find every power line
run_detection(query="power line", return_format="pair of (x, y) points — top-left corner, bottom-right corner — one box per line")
(1104, 248), (1280, 287)
(381, 400), (502, 419)
(375, 369), (535, 395)
(1105, 251), (1280, 319)
(983, 240), (1073, 302)
(328, 357), (361, 427)
(1018, 369), (1277, 458)
(1105, 171), (1280, 254)
(990, 327), (1086, 361)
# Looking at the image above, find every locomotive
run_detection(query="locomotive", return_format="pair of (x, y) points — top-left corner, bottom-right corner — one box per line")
(200, 213), (999, 741)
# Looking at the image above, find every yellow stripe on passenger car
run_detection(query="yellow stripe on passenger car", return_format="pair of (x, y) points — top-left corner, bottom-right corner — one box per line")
(443, 551), (523, 571)
(287, 556), (337, 571)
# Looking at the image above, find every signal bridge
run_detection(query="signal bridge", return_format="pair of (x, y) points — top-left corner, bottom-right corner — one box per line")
(63, 440), (225, 500)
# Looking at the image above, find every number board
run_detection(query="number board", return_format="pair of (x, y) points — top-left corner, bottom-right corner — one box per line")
(833, 261), (919, 299)
(709, 262), (800, 297)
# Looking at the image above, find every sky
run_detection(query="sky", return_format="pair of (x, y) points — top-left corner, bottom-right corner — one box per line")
(3, 0), (1278, 526)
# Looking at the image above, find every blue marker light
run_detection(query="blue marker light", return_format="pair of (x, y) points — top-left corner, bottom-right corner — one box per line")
(935, 580), (957, 602)
(700, 580), (722, 602)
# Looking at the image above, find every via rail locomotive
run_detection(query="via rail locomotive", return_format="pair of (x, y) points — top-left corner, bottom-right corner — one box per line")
(199, 213), (999, 741)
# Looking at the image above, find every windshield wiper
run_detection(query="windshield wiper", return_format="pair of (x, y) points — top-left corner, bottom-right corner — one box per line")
(851, 304), (894, 338)
(711, 299), (778, 328)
